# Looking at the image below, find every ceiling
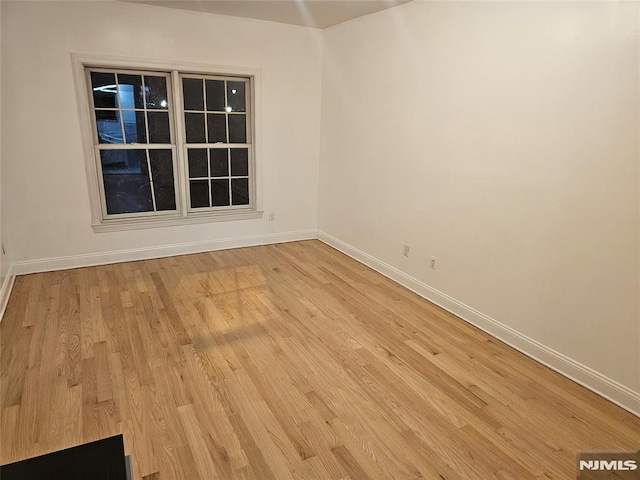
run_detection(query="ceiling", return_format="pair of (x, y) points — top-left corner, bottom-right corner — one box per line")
(120, 0), (411, 29)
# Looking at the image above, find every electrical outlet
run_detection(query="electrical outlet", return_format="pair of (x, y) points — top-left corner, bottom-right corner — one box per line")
(430, 256), (437, 270)
(403, 245), (410, 257)
(269, 212), (275, 221)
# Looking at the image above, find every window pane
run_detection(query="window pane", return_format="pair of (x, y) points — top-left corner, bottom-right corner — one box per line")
(123, 111), (147, 144)
(91, 72), (118, 109)
(230, 148), (248, 176)
(210, 148), (228, 177)
(147, 111), (170, 144)
(149, 149), (176, 211)
(117, 74), (144, 109)
(95, 110), (123, 144)
(228, 114), (247, 143)
(145, 76), (168, 110)
(231, 178), (249, 205)
(211, 179), (230, 207)
(185, 113), (206, 143)
(207, 114), (227, 143)
(100, 150), (153, 214)
(190, 180), (209, 208)
(183, 78), (204, 111)
(206, 80), (225, 112)
(188, 149), (208, 178)
(226, 81), (246, 112)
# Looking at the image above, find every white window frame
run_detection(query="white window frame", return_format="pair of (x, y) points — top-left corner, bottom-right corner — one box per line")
(71, 54), (263, 232)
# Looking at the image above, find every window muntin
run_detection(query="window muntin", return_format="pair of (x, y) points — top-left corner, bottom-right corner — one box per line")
(89, 70), (172, 145)
(99, 149), (177, 215)
(181, 74), (252, 211)
(85, 66), (255, 225)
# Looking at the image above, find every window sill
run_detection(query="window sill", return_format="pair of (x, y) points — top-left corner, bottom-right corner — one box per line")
(92, 210), (264, 233)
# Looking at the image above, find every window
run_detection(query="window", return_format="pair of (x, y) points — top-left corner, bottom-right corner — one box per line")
(74, 56), (262, 232)
(90, 70), (177, 217)
(181, 75), (251, 210)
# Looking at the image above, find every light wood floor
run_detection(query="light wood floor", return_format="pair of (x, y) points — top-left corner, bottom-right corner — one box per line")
(1, 240), (638, 479)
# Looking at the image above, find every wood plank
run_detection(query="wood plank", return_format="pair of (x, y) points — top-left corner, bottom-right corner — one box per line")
(1, 240), (638, 479)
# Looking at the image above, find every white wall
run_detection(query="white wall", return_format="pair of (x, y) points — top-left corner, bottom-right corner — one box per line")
(1, 0), (323, 263)
(319, 2), (640, 393)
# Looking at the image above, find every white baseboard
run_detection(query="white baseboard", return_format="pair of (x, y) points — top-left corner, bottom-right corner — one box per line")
(317, 230), (640, 418)
(12, 229), (317, 275)
(0, 264), (16, 323)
